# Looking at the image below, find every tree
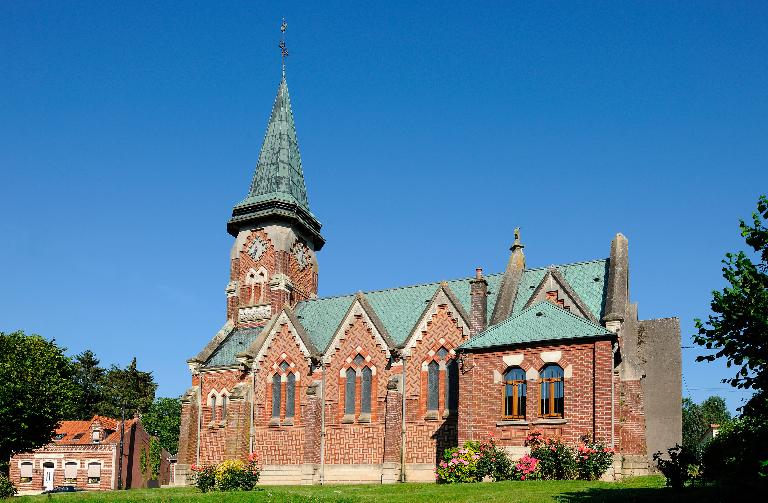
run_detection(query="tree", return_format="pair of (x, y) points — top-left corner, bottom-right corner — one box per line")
(65, 350), (105, 420)
(0, 331), (81, 472)
(142, 397), (182, 454)
(694, 195), (768, 413)
(682, 396), (731, 453)
(97, 357), (157, 417)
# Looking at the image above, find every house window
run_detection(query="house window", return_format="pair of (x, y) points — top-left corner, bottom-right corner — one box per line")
(503, 367), (527, 419)
(64, 461), (77, 482)
(19, 462), (33, 483)
(425, 346), (457, 418)
(92, 430), (100, 443)
(540, 364), (564, 418)
(342, 354), (374, 423)
(87, 462), (101, 484)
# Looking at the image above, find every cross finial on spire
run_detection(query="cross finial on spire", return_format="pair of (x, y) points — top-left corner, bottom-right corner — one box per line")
(279, 18), (288, 75)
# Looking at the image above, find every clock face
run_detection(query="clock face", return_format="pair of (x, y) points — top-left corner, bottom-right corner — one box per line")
(293, 243), (309, 269)
(248, 237), (267, 261)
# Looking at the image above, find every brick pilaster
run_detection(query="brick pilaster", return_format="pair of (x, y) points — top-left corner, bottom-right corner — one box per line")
(383, 388), (403, 463)
(303, 386), (322, 464)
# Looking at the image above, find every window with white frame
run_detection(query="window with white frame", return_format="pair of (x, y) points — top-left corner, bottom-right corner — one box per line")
(64, 461), (77, 482)
(87, 462), (101, 484)
(19, 462), (33, 483)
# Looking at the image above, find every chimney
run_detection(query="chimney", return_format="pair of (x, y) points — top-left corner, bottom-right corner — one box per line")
(469, 267), (488, 336)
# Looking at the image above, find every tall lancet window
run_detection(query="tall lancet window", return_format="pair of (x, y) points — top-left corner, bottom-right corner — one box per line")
(425, 346), (458, 418)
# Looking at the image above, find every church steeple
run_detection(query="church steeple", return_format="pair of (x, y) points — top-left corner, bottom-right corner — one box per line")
(227, 74), (324, 249)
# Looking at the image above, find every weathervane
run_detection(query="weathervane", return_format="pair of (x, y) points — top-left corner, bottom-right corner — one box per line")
(279, 18), (288, 74)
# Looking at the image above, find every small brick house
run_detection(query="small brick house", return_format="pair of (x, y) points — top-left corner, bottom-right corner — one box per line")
(176, 74), (681, 484)
(9, 415), (166, 492)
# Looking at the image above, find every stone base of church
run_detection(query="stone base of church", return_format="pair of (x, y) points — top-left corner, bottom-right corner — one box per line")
(601, 455), (651, 481)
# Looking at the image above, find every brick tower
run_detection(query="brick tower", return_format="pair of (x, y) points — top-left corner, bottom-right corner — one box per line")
(225, 73), (324, 328)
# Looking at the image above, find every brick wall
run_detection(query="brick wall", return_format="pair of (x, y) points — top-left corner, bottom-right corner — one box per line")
(458, 339), (622, 450)
(198, 369), (249, 465)
(322, 314), (390, 464)
(403, 304), (467, 463)
(11, 446), (116, 492)
(617, 379), (646, 454)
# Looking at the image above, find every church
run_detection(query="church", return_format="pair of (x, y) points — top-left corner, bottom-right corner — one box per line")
(176, 71), (681, 485)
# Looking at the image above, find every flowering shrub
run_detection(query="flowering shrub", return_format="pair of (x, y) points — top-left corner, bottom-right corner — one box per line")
(436, 446), (480, 483)
(528, 432), (577, 480)
(575, 434), (614, 480)
(191, 453), (260, 492)
(468, 436), (513, 481)
(512, 455), (541, 480)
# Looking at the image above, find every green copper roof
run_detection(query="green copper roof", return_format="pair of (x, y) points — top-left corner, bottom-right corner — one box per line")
(459, 300), (613, 350)
(240, 76), (310, 212)
(200, 259), (609, 366)
(228, 76), (324, 247)
(512, 259), (609, 318)
(204, 327), (263, 367)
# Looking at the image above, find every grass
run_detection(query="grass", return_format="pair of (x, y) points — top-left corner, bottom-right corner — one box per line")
(16, 476), (735, 503)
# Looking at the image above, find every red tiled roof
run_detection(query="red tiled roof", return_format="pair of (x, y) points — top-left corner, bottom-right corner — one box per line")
(52, 415), (136, 445)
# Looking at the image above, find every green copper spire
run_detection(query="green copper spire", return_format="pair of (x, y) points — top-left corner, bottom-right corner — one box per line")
(228, 75), (324, 248)
(246, 76), (309, 210)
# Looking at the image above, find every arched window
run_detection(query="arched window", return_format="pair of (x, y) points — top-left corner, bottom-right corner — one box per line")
(540, 364), (564, 418)
(503, 367), (526, 419)
(361, 366), (372, 415)
(271, 375), (281, 419)
(210, 395), (217, 421)
(344, 367), (356, 416)
(446, 359), (459, 412)
(285, 373), (296, 419)
(220, 394), (228, 420)
(425, 346), (457, 417)
(427, 361), (440, 412)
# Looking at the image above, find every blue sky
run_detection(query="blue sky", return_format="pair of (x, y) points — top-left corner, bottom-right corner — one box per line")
(1, 1), (766, 413)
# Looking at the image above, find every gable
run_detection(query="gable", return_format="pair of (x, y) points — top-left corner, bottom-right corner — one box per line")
(460, 301), (614, 350)
(322, 296), (394, 362)
(523, 268), (598, 323)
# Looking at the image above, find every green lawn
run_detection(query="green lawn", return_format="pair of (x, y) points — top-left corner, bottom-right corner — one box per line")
(16, 477), (733, 503)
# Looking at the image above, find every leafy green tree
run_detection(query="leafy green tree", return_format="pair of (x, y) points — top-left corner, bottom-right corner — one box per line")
(682, 396), (731, 452)
(694, 195), (768, 414)
(0, 331), (81, 472)
(142, 397), (182, 454)
(97, 357), (157, 417)
(65, 350), (105, 420)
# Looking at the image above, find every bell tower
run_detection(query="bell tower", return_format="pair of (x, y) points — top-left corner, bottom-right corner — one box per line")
(225, 71), (324, 327)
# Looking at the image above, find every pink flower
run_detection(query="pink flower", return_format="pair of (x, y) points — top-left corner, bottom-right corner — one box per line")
(462, 459), (469, 465)
(521, 475), (526, 480)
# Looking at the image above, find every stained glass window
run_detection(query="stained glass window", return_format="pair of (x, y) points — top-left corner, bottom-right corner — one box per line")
(446, 358), (459, 411)
(345, 367), (356, 415)
(280, 361), (290, 372)
(271, 375), (281, 418)
(540, 364), (564, 417)
(427, 361), (439, 411)
(285, 373), (295, 418)
(361, 366), (372, 414)
(436, 347), (448, 360)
